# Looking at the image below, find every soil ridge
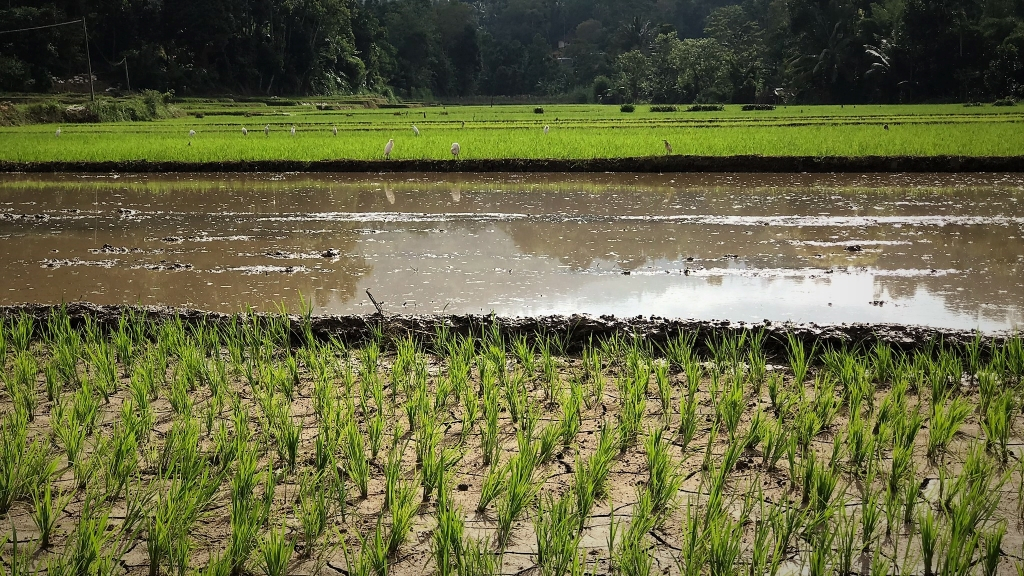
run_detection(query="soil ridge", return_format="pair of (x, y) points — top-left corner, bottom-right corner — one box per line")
(4, 155), (1024, 173)
(1, 302), (1012, 356)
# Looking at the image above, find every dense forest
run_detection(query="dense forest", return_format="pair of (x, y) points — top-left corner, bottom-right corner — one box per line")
(1, 0), (1023, 103)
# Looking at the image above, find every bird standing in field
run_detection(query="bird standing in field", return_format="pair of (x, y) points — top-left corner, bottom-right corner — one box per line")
(242, 127), (248, 136)
(461, 121), (466, 128)
(543, 125), (549, 134)
(883, 124), (889, 131)
(291, 125), (296, 136)
(451, 142), (461, 159)
(189, 129), (196, 138)
(412, 124), (420, 136)
(55, 127), (61, 137)
(264, 124), (270, 136)
(663, 140), (673, 154)
(332, 125), (338, 136)
(384, 139), (395, 160)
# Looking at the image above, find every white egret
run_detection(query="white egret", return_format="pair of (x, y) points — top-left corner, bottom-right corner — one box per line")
(188, 129), (196, 138)
(543, 125), (549, 134)
(290, 125), (296, 136)
(242, 127), (248, 136)
(264, 124), (270, 136)
(384, 139), (395, 160)
(55, 127), (61, 137)
(450, 142), (461, 159)
(412, 124), (420, 136)
(663, 140), (672, 154)
(332, 125), (338, 136)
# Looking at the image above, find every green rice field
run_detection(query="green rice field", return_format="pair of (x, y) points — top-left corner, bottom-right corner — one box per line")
(1, 308), (1023, 576)
(2, 102), (1023, 162)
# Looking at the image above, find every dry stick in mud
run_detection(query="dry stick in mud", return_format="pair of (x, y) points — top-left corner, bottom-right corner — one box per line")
(365, 289), (385, 316)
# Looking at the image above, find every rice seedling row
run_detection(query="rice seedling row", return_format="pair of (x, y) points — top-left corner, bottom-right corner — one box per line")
(1, 308), (1024, 575)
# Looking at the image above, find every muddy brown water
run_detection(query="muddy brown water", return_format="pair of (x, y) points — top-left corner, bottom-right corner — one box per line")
(1, 172), (1022, 332)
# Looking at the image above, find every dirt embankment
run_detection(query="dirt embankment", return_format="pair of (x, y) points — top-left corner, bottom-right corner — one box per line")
(3, 155), (1024, 173)
(0, 302), (1011, 357)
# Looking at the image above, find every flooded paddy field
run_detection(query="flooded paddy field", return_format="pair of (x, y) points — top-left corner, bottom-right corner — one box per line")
(1, 172), (1022, 331)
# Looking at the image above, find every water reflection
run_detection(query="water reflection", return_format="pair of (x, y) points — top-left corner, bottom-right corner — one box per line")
(0, 172), (1021, 331)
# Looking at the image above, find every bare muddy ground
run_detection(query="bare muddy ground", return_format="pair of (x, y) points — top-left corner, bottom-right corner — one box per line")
(0, 172), (1022, 331)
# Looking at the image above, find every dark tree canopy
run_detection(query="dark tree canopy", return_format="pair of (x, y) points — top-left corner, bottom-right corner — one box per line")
(1, 0), (1022, 102)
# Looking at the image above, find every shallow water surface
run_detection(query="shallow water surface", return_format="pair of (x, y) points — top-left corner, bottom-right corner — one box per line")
(1, 172), (1022, 331)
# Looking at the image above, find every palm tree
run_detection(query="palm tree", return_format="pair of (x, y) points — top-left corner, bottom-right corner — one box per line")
(790, 17), (853, 101)
(621, 16), (655, 52)
(865, 39), (915, 102)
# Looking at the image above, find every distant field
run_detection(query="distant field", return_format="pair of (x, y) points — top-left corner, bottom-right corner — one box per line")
(2, 102), (1023, 162)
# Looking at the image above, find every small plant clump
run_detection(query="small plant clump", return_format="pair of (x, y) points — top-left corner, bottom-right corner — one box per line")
(0, 307), (1022, 576)
(648, 105), (678, 112)
(741, 104), (776, 111)
(687, 104), (725, 111)
(619, 104), (635, 112)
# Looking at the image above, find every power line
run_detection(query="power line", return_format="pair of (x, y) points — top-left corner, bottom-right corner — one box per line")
(0, 18), (94, 100)
(0, 19), (83, 35)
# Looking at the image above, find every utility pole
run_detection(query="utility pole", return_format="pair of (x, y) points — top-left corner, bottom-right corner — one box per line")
(82, 19), (95, 101)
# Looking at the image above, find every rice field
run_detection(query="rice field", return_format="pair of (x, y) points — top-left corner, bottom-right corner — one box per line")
(2, 103), (1024, 162)
(1, 307), (1023, 576)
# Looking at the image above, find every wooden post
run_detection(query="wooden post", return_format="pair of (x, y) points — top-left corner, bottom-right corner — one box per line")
(82, 19), (94, 101)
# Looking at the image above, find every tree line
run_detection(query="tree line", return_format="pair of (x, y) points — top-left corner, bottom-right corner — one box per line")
(1, 0), (1022, 103)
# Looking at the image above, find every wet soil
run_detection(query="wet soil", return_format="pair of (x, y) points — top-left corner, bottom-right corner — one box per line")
(4, 155), (1024, 174)
(1, 172), (1022, 330)
(0, 302), (1015, 357)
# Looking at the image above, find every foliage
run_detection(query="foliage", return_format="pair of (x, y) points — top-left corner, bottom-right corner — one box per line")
(1, 0), (1024, 103)
(13, 92), (181, 124)
(675, 39), (734, 103)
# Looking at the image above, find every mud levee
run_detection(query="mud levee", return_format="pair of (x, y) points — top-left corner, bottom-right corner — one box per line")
(4, 155), (1024, 173)
(1, 303), (1013, 358)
